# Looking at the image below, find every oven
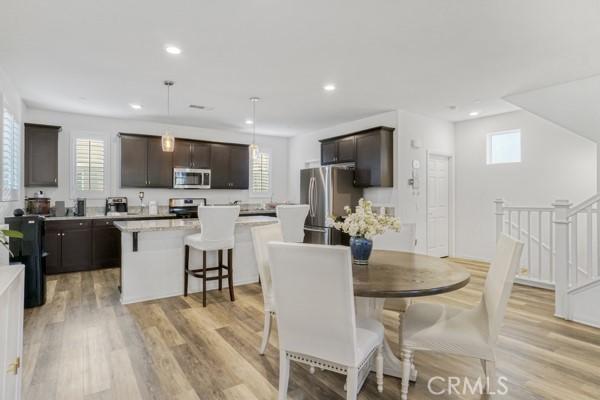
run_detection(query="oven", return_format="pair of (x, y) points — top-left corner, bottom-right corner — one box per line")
(168, 198), (207, 218)
(173, 168), (211, 189)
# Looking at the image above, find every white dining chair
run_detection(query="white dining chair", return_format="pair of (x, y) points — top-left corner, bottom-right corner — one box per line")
(268, 242), (384, 400)
(276, 204), (309, 242)
(250, 222), (284, 355)
(399, 234), (524, 399)
(183, 205), (240, 307)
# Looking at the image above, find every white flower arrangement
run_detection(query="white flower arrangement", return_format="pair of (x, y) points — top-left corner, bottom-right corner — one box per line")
(327, 198), (401, 240)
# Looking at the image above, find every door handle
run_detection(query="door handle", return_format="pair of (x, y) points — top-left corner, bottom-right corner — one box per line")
(304, 227), (326, 233)
(308, 177), (315, 217)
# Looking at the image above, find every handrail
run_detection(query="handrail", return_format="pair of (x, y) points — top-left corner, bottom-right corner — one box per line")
(568, 193), (600, 217)
(502, 206), (554, 212)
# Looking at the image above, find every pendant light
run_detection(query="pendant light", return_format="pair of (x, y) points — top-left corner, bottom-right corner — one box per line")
(161, 80), (175, 152)
(249, 97), (260, 160)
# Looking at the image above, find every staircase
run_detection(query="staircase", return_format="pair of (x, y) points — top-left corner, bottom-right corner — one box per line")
(496, 196), (600, 328)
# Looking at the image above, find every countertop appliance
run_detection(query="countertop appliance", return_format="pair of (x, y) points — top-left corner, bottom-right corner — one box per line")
(74, 198), (86, 216)
(173, 168), (211, 189)
(300, 166), (363, 245)
(25, 197), (51, 215)
(105, 197), (128, 215)
(168, 198), (207, 218)
(4, 215), (46, 308)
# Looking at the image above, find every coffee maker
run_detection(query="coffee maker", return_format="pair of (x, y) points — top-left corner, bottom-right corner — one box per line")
(105, 197), (128, 215)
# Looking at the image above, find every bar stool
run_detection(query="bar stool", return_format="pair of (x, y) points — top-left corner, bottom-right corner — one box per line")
(276, 204), (309, 243)
(184, 205), (240, 307)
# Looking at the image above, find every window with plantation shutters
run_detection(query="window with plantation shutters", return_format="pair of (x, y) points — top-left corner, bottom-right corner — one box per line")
(1, 106), (20, 202)
(72, 134), (109, 197)
(251, 151), (271, 196)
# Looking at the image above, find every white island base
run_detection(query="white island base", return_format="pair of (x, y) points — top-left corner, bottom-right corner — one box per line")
(114, 216), (278, 304)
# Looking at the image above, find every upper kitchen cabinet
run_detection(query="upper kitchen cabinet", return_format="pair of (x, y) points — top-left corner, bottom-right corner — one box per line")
(120, 133), (173, 188)
(210, 143), (249, 189)
(173, 140), (211, 169)
(320, 135), (356, 164)
(354, 127), (394, 187)
(24, 123), (60, 187)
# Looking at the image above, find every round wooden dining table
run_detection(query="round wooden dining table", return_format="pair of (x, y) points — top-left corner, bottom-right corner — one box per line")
(352, 250), (471, 381)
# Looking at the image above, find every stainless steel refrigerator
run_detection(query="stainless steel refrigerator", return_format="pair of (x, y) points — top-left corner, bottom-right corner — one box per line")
(301, 166), (363, 244)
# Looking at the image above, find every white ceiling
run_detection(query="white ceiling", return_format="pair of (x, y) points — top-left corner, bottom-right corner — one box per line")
(1, 0), (600, 136)
(505, 74), (600, 144)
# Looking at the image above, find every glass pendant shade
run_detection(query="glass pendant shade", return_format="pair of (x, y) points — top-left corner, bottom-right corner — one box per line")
(162, 132), (175, 152)
(249, 143), (259, 160)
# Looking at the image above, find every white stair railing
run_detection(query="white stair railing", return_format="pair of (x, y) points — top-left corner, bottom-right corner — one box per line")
(495, 197), (600, 320)
(495, 199), (555, 288)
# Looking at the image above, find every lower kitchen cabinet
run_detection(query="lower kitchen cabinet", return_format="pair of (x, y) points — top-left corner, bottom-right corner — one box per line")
(44, 216), (177, 274)
(92, 220), (122, 268)
(44, 220), (92, 274)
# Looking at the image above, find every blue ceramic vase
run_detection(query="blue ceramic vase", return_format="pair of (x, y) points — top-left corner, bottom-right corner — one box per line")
(350, 236), (373, 265)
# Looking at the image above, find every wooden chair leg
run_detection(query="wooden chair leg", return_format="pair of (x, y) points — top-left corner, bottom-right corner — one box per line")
(202, 250), (207, 307)
(346, 367), (358, 400)
(376, 344), (384, 393)
(278, 351), (290, 400)
(227, 248), (235, 302)
(218, 250), (223, 291)
(184, 245), (189, 297)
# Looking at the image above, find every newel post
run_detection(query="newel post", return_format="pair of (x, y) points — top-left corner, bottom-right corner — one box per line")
(494, 199), (505, 243)
(553, 199), (571, 319)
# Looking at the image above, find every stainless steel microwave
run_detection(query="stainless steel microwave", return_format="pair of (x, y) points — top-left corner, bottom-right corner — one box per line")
(173, 168), (211, 189)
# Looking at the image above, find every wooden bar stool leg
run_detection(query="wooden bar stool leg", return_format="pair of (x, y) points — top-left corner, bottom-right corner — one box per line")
(218, 250), (223, 291)
(228, 248), (235, 302)
(202, 250), (207, 307)
(184, 245), (189, 297)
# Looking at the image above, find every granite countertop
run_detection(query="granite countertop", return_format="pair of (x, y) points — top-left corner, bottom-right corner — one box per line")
(113, 215), (278, 233)
(44, 212), (176, 221)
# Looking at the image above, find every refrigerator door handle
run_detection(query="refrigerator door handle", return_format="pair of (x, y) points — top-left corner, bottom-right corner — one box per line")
(304, 227), (326, 233)
(309, 176), (316, 217)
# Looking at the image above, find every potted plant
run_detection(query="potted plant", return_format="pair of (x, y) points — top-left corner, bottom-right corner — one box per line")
(1, 229), (24, 263)
(328, 198), (400, 265)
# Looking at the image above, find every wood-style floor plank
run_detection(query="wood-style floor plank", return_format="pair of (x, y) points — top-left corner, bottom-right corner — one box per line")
(23, 264), (600, 399)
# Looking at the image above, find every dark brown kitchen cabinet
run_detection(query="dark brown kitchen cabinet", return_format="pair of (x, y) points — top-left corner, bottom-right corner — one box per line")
(321, 135), (356, 165)
(147, 137), (173, 187)
(120, 134), (148, 187)
(210, 143), (249, 189)
(44, 220), (92, 274)
(24, 123), (60, 187)
(355, 127), (394, 187)
(120, 134), (172, 188)
(173, 140), (211, 169)
(92, 220), (121, 268)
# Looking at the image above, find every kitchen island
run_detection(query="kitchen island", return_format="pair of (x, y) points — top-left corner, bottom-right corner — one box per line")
(114, 216), (278, 304)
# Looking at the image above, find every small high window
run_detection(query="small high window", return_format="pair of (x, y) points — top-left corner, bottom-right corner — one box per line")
(487, 129), (521, 165)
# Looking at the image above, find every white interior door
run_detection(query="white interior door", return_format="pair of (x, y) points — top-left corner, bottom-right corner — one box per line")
(427, 154), (450, 257)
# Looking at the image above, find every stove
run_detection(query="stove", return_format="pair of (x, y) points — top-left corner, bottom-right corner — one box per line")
(168, 198), (207, 218)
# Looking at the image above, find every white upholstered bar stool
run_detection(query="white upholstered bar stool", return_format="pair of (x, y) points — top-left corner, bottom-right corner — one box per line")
(250, 222), (284, 355)
(184, 205), (240, 307)
(268, 242), (384, 400)
(276, 204), (309, 242)
(399, 234), (524, 399)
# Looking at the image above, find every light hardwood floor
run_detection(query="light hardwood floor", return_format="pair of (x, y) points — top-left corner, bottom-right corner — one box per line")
(23, 262), (600, 399)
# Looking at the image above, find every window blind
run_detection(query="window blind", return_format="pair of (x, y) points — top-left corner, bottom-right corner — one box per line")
(2, 107), (20, 202)
(75, 138), (105, 192)
(251, 152), (271, 194)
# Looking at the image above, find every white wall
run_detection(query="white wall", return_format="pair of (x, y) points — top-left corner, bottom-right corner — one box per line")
(455, 110), (597, 261)
(0, 67), (25, 219)
(24, 108), (290, 209)
(287, 109), (455, 254)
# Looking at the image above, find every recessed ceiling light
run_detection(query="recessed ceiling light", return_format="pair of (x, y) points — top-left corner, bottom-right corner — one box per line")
(323, 84), (336, 92)
(469, 111), (480, 117)
(129, 103), (142, 110)
(165, 46), (182, 55)
(245, 119), (254, 125)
